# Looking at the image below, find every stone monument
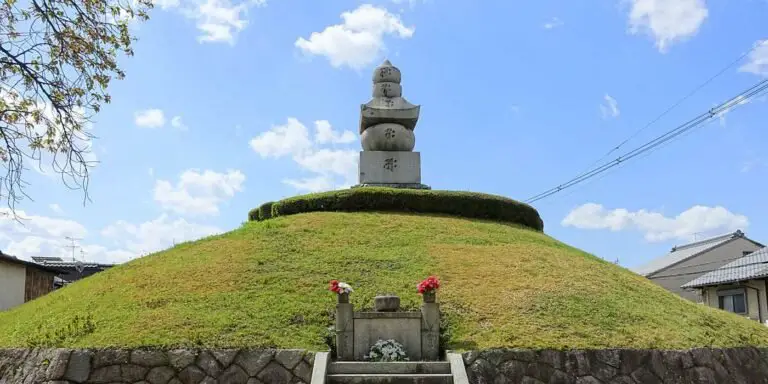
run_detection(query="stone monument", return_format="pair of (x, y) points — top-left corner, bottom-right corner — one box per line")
(354, 60), (430, 189)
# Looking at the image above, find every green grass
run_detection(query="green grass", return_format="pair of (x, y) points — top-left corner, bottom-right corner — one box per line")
(1, 211), (768, 350)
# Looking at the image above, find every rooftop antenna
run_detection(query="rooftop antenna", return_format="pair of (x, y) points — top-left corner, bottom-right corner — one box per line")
(64, 236), (82, 262)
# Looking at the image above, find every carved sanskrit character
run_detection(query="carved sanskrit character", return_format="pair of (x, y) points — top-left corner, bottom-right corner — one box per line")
(384, 127), (396, 139)
(383, 158), (398, 172)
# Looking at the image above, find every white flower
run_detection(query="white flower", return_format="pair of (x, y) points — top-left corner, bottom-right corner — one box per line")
(338, 282), (354, 293)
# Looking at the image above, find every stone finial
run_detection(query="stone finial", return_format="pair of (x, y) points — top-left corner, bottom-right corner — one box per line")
(372, 59), (401, 84)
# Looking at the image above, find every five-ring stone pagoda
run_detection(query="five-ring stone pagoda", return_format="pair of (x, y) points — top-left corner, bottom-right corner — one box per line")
(354, 60), (430, 189)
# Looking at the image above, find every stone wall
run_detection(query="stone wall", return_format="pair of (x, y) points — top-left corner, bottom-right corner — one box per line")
(462, 347), (768, 384)
(0, 348), (314, 384)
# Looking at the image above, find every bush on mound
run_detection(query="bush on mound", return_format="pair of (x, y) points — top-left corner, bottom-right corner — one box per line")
(248, 188), (544, 231)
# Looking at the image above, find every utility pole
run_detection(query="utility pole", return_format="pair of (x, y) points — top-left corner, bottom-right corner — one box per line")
(64, 236), (82, 262)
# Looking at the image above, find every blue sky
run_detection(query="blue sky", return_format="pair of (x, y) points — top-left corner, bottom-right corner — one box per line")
(1, 0), (767, 271)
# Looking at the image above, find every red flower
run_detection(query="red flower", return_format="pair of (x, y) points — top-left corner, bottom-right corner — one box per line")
(417, 276), (440, 294)
(329, 279), (340, 293)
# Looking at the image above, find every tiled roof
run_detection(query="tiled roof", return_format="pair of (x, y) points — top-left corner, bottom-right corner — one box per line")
(633, 231), (749, 277)
(0, 251), (63, 274)
(37, 261), (113, 269)
(682, 247), (768, 288)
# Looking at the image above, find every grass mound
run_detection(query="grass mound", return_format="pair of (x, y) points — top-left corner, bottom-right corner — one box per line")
(248, 188), (544, 231)
(1, 212), (768, 350)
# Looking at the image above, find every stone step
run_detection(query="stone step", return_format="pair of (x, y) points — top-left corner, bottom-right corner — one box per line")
(327, 373), (453, 384)
(329, 362), (451, 375)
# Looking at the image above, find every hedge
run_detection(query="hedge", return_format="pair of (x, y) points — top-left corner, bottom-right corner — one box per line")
(248, 188), (543, 231)
(248, 201), (275, 221)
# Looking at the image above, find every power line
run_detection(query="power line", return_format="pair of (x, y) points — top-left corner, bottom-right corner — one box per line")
(579, 42), (765, 175)
(524, 79), (768, 204)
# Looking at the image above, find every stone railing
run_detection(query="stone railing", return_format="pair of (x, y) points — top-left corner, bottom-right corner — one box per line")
(0, 348), (313, 384)
(462, 347), (768, 383)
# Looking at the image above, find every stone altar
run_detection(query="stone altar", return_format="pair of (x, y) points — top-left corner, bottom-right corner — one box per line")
(354, 60), (431, 190)
(335, 294), (440, 361)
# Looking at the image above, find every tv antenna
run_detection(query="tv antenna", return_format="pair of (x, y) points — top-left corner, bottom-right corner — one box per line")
(64, 236), (82, 262)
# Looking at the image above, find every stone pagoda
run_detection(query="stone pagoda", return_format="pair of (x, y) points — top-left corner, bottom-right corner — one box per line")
(354, 60), (430, 189)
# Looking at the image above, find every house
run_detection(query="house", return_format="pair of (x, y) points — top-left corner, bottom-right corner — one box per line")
(633, 230), (764, 302)
(681, 247), (768, 324)
(31, 256), (114, 285)
(0, 251), (61, 311)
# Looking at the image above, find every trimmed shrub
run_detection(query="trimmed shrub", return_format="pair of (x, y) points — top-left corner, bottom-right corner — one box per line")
(249, 188), (543, 231)
(258, 201), (274, 221)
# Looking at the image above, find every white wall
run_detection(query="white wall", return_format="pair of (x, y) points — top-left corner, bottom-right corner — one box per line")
(0, 260), (26, 311)
(703, 280), (768, 323)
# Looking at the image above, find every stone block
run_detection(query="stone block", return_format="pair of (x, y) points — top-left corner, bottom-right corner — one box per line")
(44, 349), (73, 380)
(88, 365), (121, 383)
(235, 350), (274, 377)
(178, 365), (206, 384)
(93, 350), (129, 368)
(257, 362), (293, 384)
(275, 350), (304, 370)
(131, 350), (169, 367)
(358, 151), (421, 185)
(122, 364), (149, 382)
(352, 313), (421, 361)
(374, 296), (400, 312)
(146, 366), (176, 384)
(292, 361), (312, 383)
(219, 364), (249, 384)
(212, 349), (239, 368)
(195, 351), (222, 378)
(64, 350), (92, 383)
(169, 350), (197, 371)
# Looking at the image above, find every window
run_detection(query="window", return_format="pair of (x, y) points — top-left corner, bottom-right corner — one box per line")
(718, 289), (747, 314)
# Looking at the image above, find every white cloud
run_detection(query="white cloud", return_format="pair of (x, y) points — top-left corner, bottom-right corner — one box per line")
(171, 116), (188, 130)
(283, 176), (335, 193)
(0, 87), (98, 179)
(101, 214), (222, 255)
(249, 118), (314, 158)
(0, 207), (87, 239)
(250, 118), (359, 192)
(314, 120), (357, 144)
(600, 94), (620, 119)
(154, 0), (180, 10)
(543, 17), (563, 30)
(715, 95), (751, 126)
(295, 4), (414, 70)
(562, 203), (749, 242)
(739, 40), (768, 77)
(153, 169), (246, 216)
(49, 204), (63, 214)
(627, 0), (708, 52)
(134, 109), (166, 128)
(148, 167), (155, 177)
(0, 208), (135, 264)
(172, 0), (266, 45)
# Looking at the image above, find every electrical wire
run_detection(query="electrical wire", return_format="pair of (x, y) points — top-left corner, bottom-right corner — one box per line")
(578, 42), (765, 175)
(524, 79), (768, 204)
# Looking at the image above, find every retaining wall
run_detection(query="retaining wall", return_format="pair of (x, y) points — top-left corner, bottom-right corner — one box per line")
(462, 347), (768, 384)
(0, 348), (313, 384)
(3, 347), (768, 383)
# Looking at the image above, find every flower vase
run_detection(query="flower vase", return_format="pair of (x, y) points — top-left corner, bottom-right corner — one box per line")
(423, 290), (436, 303)
(338, 292), (350, 304)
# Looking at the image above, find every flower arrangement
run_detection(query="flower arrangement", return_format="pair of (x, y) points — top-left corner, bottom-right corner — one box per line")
(365, 339), (409, 362)
(329, 280), (354, 294)
(417, 276), (440, 294)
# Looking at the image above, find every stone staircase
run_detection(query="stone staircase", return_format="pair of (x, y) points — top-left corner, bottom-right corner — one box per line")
(312, 353), (468, 384)
(327, 361), (452, 384)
